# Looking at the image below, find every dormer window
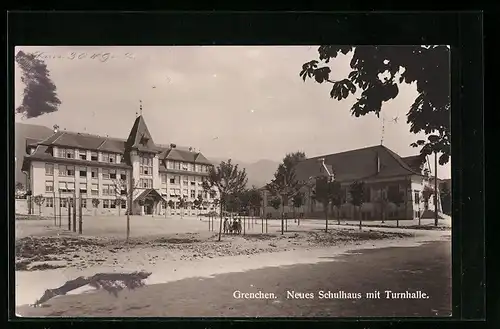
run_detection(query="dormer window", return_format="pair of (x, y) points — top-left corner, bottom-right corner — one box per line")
(140, 134), (149, 146)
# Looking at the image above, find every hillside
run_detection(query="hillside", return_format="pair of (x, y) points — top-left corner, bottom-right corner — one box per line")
(15, 123), (54, 187)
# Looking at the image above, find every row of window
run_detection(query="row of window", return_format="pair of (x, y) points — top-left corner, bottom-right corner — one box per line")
(56, 149), (119, 163)
(160, 174), (205, 186)
(45, 164), (127, 180)
(44, 197), (128, 209)
(166, 160), (210, 173)
(45, 181), (126, 196)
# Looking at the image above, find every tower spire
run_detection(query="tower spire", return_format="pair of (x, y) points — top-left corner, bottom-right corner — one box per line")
(139, 100), (143, 116)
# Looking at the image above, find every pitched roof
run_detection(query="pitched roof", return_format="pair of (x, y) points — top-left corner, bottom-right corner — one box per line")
(162, 148), (212, 165)
(125, 115), (158, 153)
(401, 155), (426, 173)
(134, 188), (166, 202)
(294, 145), (422, 183)
(38, 131), (126, 153)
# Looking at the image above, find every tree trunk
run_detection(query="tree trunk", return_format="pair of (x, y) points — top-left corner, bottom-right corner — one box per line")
(68, 200), (71, 231)
(281, 199), (284, 235)
(72, 192), (77, 233)
(325, 206), (328, 233)
(359, 206), (362, 230)
(337, 207), (340, 225)
(218, 201), (223, 241)
(78, 194), (83, 234)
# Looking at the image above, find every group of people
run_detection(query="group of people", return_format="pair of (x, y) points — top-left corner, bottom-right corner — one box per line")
(223, 217), (242, 234)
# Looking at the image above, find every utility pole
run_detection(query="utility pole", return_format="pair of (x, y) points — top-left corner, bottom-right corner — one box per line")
(67, 197), (71, 231)
(72, 189), (77, 232)
(53, 190), (57, 226)
(58, 190), (62, 227)
(78, 193), (83, 234)
(434, 151), (438, 227)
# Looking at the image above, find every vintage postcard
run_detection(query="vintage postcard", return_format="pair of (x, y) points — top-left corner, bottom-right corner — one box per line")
(14, 45), (452, 317)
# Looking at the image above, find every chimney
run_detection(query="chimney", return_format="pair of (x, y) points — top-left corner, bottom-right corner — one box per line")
(53, 124), (59, 133)
(376, 153), (381, 174)
(170, 143), (176, 149)
(189, 147), (193, 152)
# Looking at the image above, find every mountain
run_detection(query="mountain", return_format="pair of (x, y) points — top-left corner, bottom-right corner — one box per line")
(208, 158), (280, 189)
(14, 122), (280, 189)
(15, 122), (55, 187)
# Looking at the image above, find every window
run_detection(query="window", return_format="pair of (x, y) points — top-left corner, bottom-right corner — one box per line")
(45, 164), (54, 175)
(110, 201), (116, 209)
(102, 169), (110, 179)
(102, 184), (111, 196)
(80, 182), (87, 194)
(182, 176), (188, 186)
(91, 152), (98, 161)
(91, 168), (98, 178)
(187, 163), (193, 171)
(414, 191), (420, 205)
(120, 172), (127, 180)
(110, 170), (117, 179)
(204, 191), (208, 199)
(59, 182), (68, 193)
(46, 197), (54, 208)
(174, 161), (180, 170)
(167, 161), (174, 169)
(80, 168), (87, 178)
(109, 154), (116, 163)
(60, 198), (67, 208)
(66, 149), (74, 159)
(91, 184), (98, 196)
(190, 190), (196, 198)
(79, 150), (87, 160)
(170, 177), (175, 184)
(67, 166), (75, 176)
(81, 199), (87, 208)
(103, 200), (110, 208)
(190, 177), (196, 186)
(181, 162), (188, 171)
(161, 174), (166, 184)
(59, 165), (67, 177)
(67, 182), (75, 191)
(102, 153), (109, 163)
(58, 149), (68, 158)
(45, 181), (54, 192)
(121, 201), (126, 209)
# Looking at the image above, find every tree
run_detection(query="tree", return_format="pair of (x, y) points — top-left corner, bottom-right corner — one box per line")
(202, 160), (248, 241)
(266, 151), (306, 235)
(33, 194), (45, 216)
(177, 197), (186, 218)
(92, 198), (100, 216)
(196, 194), (204, 216)
(115, 198), (124, 216)
(15, 51), (62, 119)
(387, 185), (405, 227)
(269, 197), (281, 212)
(248, 188), (263, 220)
(15, 182), (25, 191)
(440, 184), (451, 215)
(328, 181), (343, 225)
(292, 192), (304, 225)
(300, 46), (450, 165)
(168, 200), (175, 211)
(421, 185), (434, 211)
(312, 176), (336, 233)
(349, 181), (365, 229)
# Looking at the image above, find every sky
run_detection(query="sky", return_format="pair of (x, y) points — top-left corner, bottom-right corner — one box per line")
(14, 46), (451, 179)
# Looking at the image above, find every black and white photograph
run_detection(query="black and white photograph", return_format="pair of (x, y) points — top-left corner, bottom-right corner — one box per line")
(14, 45), (452, 317)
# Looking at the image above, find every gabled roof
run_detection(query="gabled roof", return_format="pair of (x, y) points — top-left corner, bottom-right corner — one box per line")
(401, 155), (426, 173)
(134, 188), (166, 202)
(294, 145), (422, 183)
(162, 148), (212, 165)
(38, 131), (126, 153)
(125, 115), (158, 153)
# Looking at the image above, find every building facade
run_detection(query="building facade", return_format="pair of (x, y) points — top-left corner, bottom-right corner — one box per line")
(21, 115), (219, 217)
(261, 145), (442, 221)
